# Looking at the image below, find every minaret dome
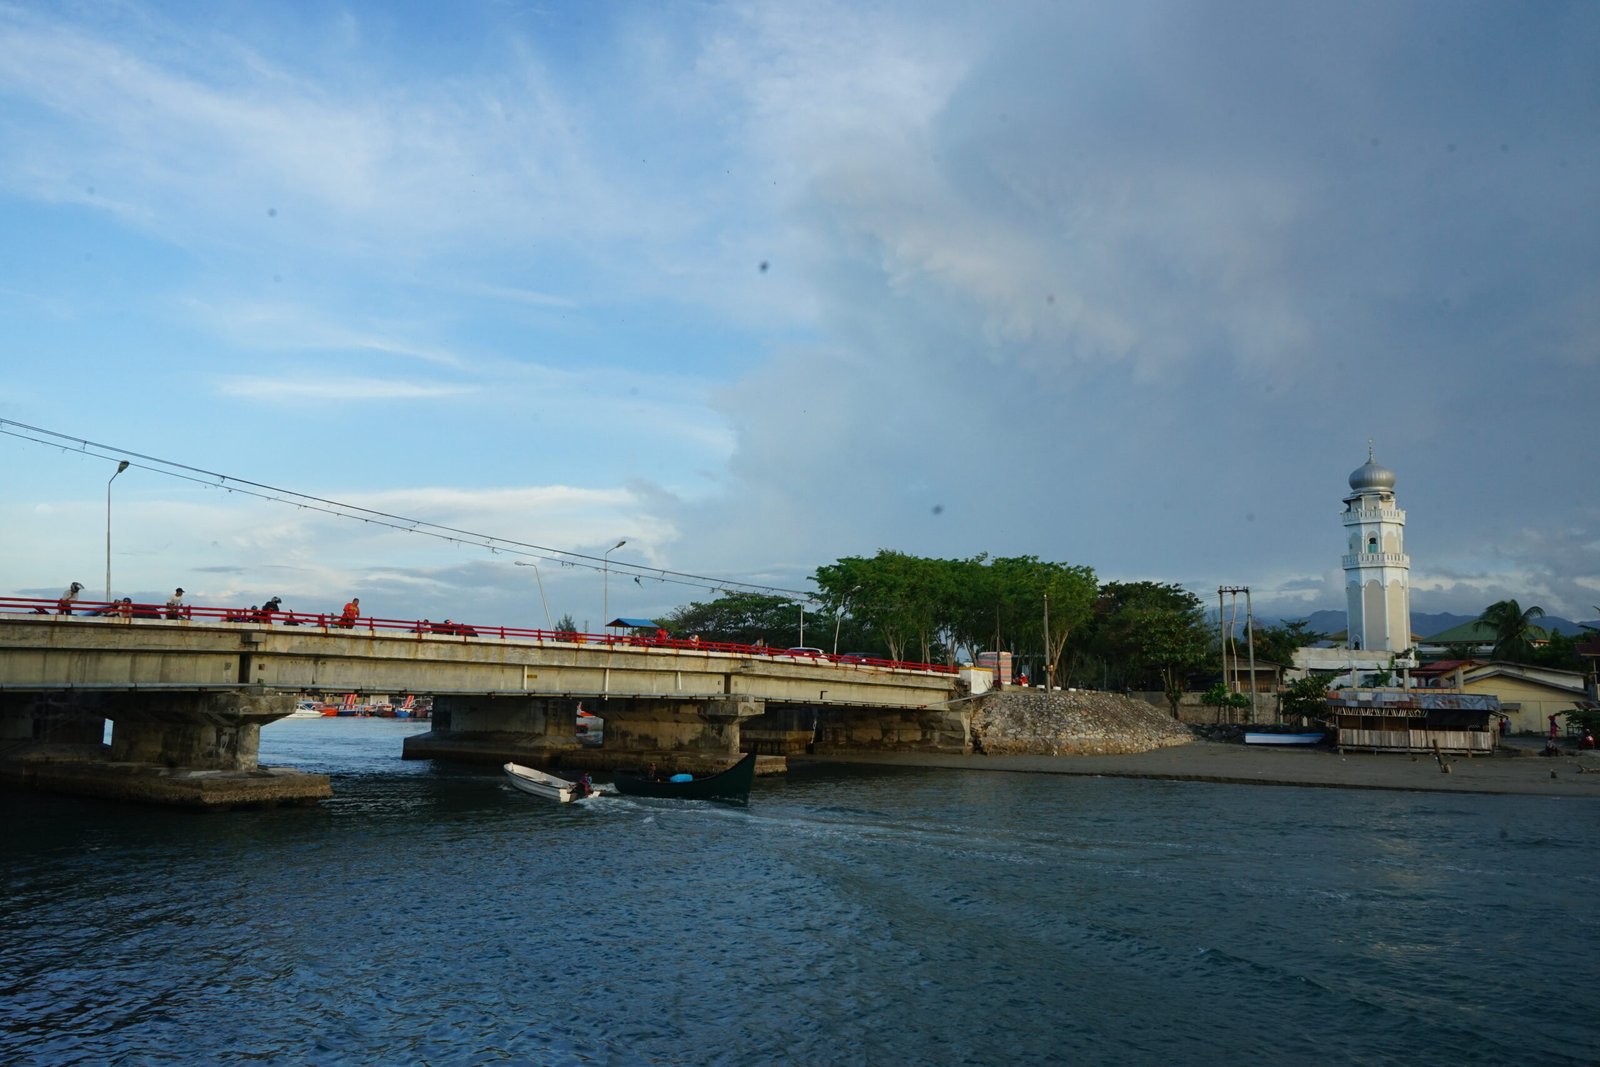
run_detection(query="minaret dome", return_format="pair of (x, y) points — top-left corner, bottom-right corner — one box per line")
(1349, 450), (1397, 493)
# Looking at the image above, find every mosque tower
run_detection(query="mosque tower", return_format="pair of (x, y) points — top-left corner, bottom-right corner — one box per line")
(1342, 445), (1412, 653)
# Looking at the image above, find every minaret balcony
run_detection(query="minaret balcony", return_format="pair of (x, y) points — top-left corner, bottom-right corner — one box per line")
(1342, 553), (1410, 568)
(1343, 506), (1405, 524)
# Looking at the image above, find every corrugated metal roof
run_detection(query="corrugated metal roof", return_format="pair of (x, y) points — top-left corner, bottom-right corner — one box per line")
(1329, 690), (1501, 710)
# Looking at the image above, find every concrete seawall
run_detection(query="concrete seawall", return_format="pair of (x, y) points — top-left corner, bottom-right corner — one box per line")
(795, 741), (1600, 798)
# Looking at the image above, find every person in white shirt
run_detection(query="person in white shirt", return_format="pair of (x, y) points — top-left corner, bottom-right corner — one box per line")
(165, 587), (186, 620)
(57, 581), (84, 615)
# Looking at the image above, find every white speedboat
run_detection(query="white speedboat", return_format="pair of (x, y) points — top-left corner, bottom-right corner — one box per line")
(503, 762), (596, 803)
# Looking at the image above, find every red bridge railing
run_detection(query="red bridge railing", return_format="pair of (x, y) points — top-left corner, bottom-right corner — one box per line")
(0, 596), (957, 674)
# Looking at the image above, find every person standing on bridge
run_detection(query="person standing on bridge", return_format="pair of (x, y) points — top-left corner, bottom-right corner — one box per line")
(340, 597), (361, 628)
(165, 587), (186, 620)
(57, 581), (84, 615)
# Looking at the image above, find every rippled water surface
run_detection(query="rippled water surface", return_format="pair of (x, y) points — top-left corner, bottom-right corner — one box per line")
(5, 719), (1598, 1065)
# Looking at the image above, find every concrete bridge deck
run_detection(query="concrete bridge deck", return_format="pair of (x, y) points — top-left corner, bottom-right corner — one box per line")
(0, 606), (974, 808)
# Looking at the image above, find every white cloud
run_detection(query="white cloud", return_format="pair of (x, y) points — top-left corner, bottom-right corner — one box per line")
(214, 375), (476, 402)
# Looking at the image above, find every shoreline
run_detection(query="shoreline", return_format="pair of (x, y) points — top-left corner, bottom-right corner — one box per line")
(793, 739), (1600, 798)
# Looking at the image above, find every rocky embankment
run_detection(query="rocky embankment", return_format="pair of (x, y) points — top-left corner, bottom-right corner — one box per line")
(971, 689), (1196, 756)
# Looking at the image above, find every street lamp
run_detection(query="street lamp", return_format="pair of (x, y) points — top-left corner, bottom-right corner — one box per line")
(513, 560), (553, 630)
(833, 585), (862, 655)
(602, 539), (626, 631)
(105, 460), (130, 602)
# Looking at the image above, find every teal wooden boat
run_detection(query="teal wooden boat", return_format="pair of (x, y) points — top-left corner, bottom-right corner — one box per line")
(613, 752), (757, 804)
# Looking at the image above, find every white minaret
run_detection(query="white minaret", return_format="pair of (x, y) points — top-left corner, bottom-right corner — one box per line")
(1342, 445), (1411, 652)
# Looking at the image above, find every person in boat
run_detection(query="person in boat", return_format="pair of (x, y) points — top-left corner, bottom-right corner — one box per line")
(645, 762), (660, 781)
(573, 772), (593, 798)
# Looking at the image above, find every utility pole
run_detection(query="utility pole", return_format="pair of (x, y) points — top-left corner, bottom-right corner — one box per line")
(1043, 592), (1052, 692)
(1219, 586), (1255, 723)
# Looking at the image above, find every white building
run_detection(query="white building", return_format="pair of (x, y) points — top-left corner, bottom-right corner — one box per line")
(1290, 448), (1416, 687)
(1342, 447), (1412, 654)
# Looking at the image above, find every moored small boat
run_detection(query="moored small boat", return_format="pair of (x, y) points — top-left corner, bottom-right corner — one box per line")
(612, 752), (757, 804)
(1244, 731), (1326, 745)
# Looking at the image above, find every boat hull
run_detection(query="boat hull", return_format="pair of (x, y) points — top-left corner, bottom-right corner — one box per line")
(612, 752), (757, 804)
(503, 762), (586, 803)
(1244, 732), (1325, 745)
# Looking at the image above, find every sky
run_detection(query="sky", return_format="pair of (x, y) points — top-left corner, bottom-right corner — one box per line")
(1, 0), (1597, 635)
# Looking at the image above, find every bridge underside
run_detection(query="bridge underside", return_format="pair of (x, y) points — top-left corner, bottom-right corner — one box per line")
(0, 689), (331, 809)
(403, 693), (976, 773)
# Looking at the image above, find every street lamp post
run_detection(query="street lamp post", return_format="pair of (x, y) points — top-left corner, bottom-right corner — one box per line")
(105, 460), (130, 602)
(513, 560), (553, 630)
(833, 585), (862, 656)
(602, 539), (626, 632)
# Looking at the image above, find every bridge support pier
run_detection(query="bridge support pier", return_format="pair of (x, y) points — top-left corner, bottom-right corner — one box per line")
(597, 697), (761, 755)
(401, 694), (582, 765)
(0, 690), (330, 809)
(811, 705), (974, 753)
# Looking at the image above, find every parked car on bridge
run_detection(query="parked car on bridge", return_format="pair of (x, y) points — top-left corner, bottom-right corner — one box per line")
(786, 647), (825, 657)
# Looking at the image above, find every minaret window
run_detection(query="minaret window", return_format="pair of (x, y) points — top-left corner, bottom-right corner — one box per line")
(1367, 536), (1378, 553)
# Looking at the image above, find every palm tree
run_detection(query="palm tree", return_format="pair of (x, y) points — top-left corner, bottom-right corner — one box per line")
(1478, 599), (1545, 663)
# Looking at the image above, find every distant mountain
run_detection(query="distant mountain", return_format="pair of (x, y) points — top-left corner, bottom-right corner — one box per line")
(1271, 610), (1596, 640)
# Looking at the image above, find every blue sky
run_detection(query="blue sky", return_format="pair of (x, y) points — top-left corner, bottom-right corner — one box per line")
(2, 0), (1596, 632)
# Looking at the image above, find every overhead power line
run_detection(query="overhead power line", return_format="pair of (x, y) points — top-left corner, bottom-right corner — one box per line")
(0, 418), (818, 602)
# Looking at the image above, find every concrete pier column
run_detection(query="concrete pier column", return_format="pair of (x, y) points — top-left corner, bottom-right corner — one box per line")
(401, 694), (579, 764)
(598, 697), (763, 754)
(1, 689), (331, 809)
(107, 690), (291, 770)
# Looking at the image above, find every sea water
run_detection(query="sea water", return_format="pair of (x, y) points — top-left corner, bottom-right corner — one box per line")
(3, 718), (1596, 1066)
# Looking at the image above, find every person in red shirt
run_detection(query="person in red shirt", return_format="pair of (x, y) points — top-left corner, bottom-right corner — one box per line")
(340, 597), (361, 627)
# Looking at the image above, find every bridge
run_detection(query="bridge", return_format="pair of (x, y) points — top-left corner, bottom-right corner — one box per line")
(0, 598), (977, 808)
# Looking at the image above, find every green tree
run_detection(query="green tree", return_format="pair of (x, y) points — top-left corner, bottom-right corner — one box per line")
(1087, 583), (1212, 715)
(1201, 682), (1251, 722)
(814, 551), (962, 663)
(554, 613), (579, 637)
(1250, 620), (1325, 666)
(1529, 630), (1583, 672)
(1281, 674), (1333, 722)
(1478, 599), (1546, 663)
(659, 591), (806, 647)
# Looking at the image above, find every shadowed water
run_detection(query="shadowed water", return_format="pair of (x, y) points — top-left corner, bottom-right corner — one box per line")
(4, 718), (1597, 1065)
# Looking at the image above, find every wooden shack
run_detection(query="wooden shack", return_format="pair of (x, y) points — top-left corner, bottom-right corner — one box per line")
(1327, 689), (1500, 754)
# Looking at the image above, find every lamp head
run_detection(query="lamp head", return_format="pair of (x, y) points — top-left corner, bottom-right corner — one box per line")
(613, 539), (627, 549)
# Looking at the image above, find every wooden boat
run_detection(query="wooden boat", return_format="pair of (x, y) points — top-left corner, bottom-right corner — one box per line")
(502, 762), (596, 803)
(1244, 731), (1326, 745)
(612, 752), (757, 804)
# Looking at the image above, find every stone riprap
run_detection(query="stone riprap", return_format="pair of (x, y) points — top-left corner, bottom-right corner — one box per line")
(973, 688), (1195, 756)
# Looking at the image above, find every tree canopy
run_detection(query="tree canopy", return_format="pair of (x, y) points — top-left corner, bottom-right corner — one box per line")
(1079, 581), (1213, 712)
(657, 591), (809, 648)
(812, 551), (1096, 669)
(1479, 599), (1545, 663)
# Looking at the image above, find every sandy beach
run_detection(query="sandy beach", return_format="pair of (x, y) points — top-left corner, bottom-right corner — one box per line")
(795, 739), (1600, 798)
